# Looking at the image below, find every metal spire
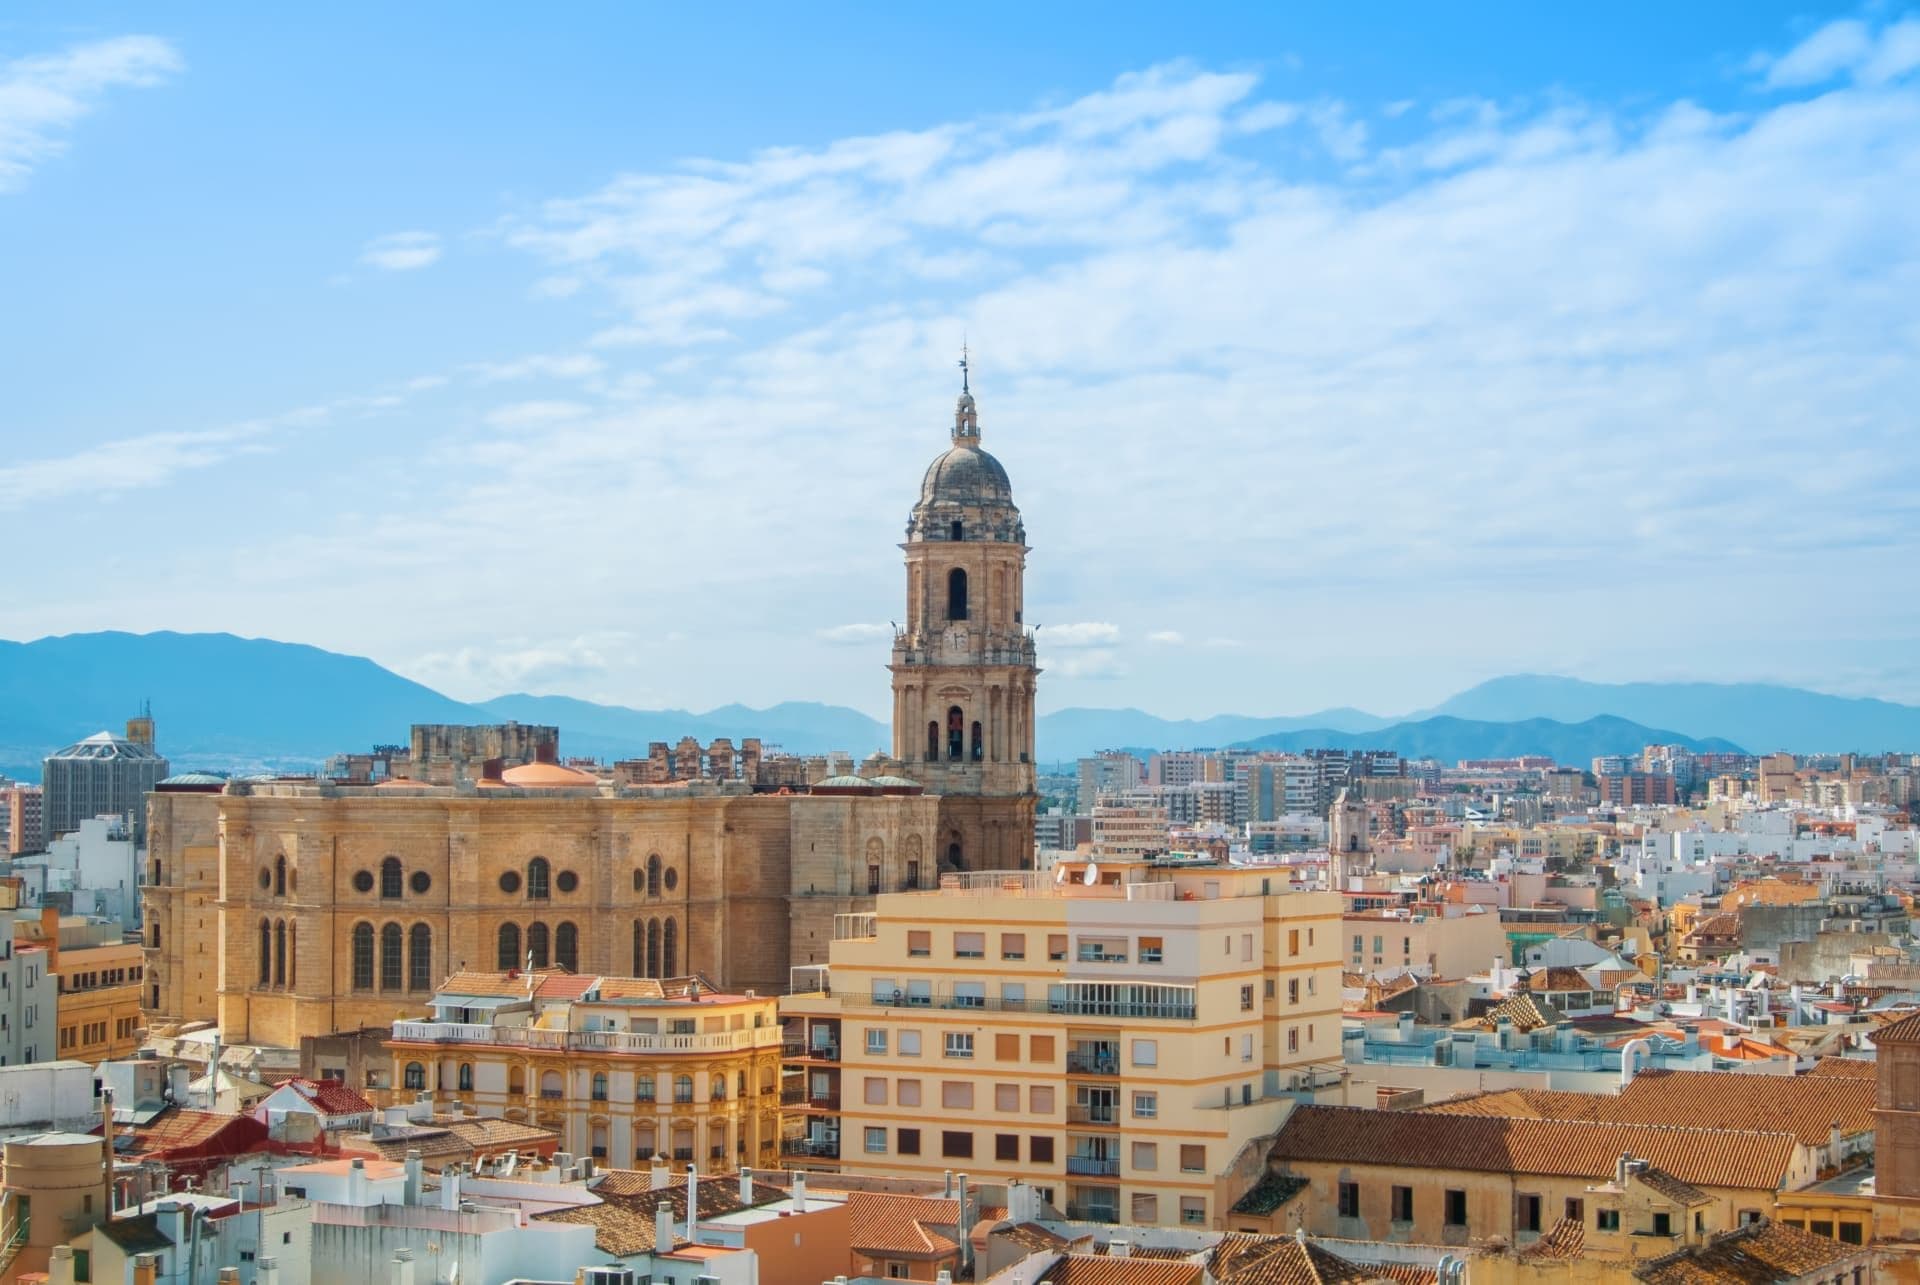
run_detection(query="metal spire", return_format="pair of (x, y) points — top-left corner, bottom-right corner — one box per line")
(958, 340), (970, 394)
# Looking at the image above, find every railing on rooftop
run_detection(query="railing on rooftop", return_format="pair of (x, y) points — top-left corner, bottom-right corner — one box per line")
(389, 1021), (780, 1055)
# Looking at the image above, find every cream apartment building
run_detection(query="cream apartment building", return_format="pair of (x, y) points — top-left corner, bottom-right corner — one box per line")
(780, 859), (1343, 1229)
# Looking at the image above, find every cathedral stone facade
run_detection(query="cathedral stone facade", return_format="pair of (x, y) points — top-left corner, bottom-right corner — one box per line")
(141, 379), (1038, 1049)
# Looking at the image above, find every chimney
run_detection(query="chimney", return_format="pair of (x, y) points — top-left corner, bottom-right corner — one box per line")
(441, 1167), (462, 1211)
(1616, 1152), (1632, 1187)
(943, 1169), (954, 1198)
(48, 1245), (75, 1285)
(937, 1273), (953, 1285)
(651, 1158), (673, 1190)
(404, 1149), (423, 1205)
(740, 1165), (753, 1203)
(1831, 1121), (1846, 1167)
(657, 1200), (677, 1252)
(392, 1248), (415, 1285)
(793, 1171), (807, 1214)
(167, 1063), (191, 1108)
(347, 1156), (367, 1205)
(686, 1162), (698, 1243)
(133, 1255), (159, 1285)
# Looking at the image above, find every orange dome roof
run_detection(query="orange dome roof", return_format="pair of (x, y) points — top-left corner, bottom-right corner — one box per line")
(499, 761), (600, 788)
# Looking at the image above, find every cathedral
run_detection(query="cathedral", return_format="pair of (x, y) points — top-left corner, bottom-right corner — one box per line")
(142, 377), (1039, 1049)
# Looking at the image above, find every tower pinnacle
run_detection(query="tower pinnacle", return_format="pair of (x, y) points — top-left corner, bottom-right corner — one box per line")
(953, 345), (980, 444)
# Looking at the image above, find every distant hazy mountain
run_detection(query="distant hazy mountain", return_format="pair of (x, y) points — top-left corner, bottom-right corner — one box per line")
(1231, 715), (1744, 762)
(1417, 674), (1920, 754)
(1033, 706), (1391, 764)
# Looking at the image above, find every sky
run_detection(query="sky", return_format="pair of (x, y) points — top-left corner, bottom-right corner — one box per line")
(3, 4), (1919, 722)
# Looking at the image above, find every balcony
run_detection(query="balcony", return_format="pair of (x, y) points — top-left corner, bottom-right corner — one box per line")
(782, 1039), (839, 1062)
(848, 991), (1195, 1021)
(1065, 1202), (1119, 1224)
(1066, 1103), (1118, 1126)
(781, 1137), (840, 1160)
(1066, 1049), (1121, 1077)
(389, 1021), (781, 1055)
(1066, 1155), (1120, 1177)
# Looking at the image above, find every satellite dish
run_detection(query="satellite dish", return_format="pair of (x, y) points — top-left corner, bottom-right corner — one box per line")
(1082, 862), (1099, 886)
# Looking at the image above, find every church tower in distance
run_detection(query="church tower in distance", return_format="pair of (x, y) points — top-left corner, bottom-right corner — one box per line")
(890, 361), (1038, 872)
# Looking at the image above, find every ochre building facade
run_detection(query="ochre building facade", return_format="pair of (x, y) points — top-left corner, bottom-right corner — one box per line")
(142, 380), (1039, 1050)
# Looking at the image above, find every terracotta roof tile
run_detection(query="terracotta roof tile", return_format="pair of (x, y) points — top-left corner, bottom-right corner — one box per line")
(439, 1116), (559, 1153)
(1870, 1009), (1920, 1046)
(1806, 1056), (1876, 1079)
(1518, 1218), (1585, 1261)
(273, 1076), (373, 1117)
(1206, 1233), (1431, 1285)
(116, 1108), (267, 1157)
(1270, 1106), (1797, 1191)
(846, 1191), (963, 1259)
(1632, 1219), (1863, 1283)
(533, 1174), (789, 1256)
(1042, 1254), (1204, 1285)
(1635, 1168), (1711, 1208)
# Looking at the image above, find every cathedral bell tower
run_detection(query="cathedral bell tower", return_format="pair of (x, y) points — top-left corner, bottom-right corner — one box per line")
(889, 360), (1038, 871)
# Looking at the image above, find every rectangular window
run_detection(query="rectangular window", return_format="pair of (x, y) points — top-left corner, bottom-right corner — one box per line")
(1597, 1210), (1620, 1232)
(996, 1033), (1020, 1061)
(1133, 1092), (1157, 1118)
(1519, 1194), (1541, 1233)
(942, 1081), (974, 1109)
(1001, 932), (1026, 960)
(1288, 978), (1300, 1004)
(898, 1030), (921, 1056)
(1030, 1085), (1055, 1114)
(1131, 1141), (1157, 1171)
(866, 1028), (888, 1055)
(1240, 1034), (1254, 1062)
(1565, 1198), (1584, 1224)
(1353, 934), (1364, 955)
(1180, 1144), (1205, 1173)
(1030, 1034), (1055, 1062)
(995, 1133), (1019, 1161)
(995, 1083), (1020, 1112)
(906, 979), (932, 1006)
(1180, 1197), (1206, 1225)
(1839, 1221), (1864, 1245)
(1288, 928), (1300, 956)
(954, 931), (985, 958)
(941, 1130), (973, 1159)
(1131, 1193), (1158, 1224)
(1392, 1186), (1413, 1222)
(864, 1077), (888, 1106)
(897, 1079), (922, 1106)
(908, 930), (931, 957)
(944, 1032), (974, 1059)
(898, 1128), (921, 1155)
(1029, 1135), (1054, 1163)
(1654, 1213), (1674, 1237)
(1047, 934), (1067, 961)
(954, 982), (986, 1008)
(1002, 981), (1027, 1005)
(1287, 1027), (1299, 1053)
(865, 1127), (888, 1154)
(1139, 936), (1163, 964)
(869, 864), (882, 895)
(1445, 1189), (1468, 1228)
(1132, 1039), (1158, 1067)
(1240, 984), (1254, 1011)
(871, 978), (899, 1003)
(1338, 1182), (1360, 1218)
(1242, 933), (1254, 962)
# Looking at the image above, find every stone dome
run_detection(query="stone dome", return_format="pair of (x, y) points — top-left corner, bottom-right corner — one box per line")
(920, 441), (1014, 507)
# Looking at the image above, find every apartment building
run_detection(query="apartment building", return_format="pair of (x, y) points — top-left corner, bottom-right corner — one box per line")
(385, 970), (783, 1171)
(1090, 805), (1170, 858)
(780, 859), (1343, 1229)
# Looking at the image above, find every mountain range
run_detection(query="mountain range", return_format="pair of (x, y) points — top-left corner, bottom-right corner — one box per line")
(2, 631), (1915, 781)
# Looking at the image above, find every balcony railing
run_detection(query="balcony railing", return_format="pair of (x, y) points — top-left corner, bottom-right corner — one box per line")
(1065, 1203), (1119, 1224)
(781, 1138), (840, 1160)
(848, 993), (1195, 1021)
(1067, 1156), (1120, 1177)
(1066, 1104), (1118, 1125)
(390, 1021), (781, 1055)
(1065, 1051), (1121, 1076)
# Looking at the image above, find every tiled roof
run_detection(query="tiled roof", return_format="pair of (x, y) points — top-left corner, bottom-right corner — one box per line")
(533, 1174), (789, 1256)
(1870, 1009), (1920, 1046)
(1632, 1219), (1863, 1283)
(846, 1191), (962, 1259)
(275, 1076), (374, 1117)
(997, 1222), (1082, 1254)
(1806, 1056), (1876, 1079)
(1042, 1254), (1204, 1285)
(1635, 1168), (1711, 1208)
(1207, 1233), (1432, 1285)
(116, 1108), (265, 1156)
(1517, 1218), (1585, 1261)
(1527, 967), (1593, 993)
(1418, 1069), (1875, 1148)
(597, 977), (669, 1000)
(1230, 1171), (1310, 1216)
(98, 1213), (174, 1253)
(1270, 1106), (1797, 1191)
(357, 1127), (470, 1164)
(1466, 991), (1566, 1033)
(440, 1116), (559, 1152)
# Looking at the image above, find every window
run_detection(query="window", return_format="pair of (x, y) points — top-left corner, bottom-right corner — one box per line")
(1653, 1213), (1673, 1237)
(996, 1134), (1019, 1161)
(497, 922), (520, 970)
(1565, 1198), (1584, 1223)
(1133, 1092), (1157, 1118)
(1048, 934), (1067, 961)
(527, 921), (550, 968)
(1180, 1197), (1206, 1225)
(945, 1032), (974, 1059)
(1445, 1189), (1468, 1228)
(947, 568), (969, 621)
(905, 859), (920, 889)
(995, 1033), (1020, 1060)
(258, 920), (271, 986)
(1839, 1222), (1864, 1245)
(908, 931), (931, 957)
(1139, 936), (1163, 964)
(381, 857), (403, 899)
(1132, 1039), (1157, 1067)
(1001, 933), (1026, 960)
(941, 1130), (973, 1159)
(351, 923), (374, 990)
(996, 1083), (1020, 1111)
(404, 1062), (426, 1091)
(954, 932), (985, 958)
(1288, 928), (1300, 956)
(458, 1063), (474, 1091)
(941, 1081), (973, 1109)
(635, 1074), (655, 1102)
(1029, 1136), (1054, 1163)
(675, 1075), (694, 1103)
(1338, 1182), (1360, 1218)
(498, 870), (521, 894)
(898, 1079), (922, 1107)
(899, 1030), (922, 1056)
(410, 870), (430, 895)
(954, 982), (986, 1008)
(897, 1128), (921, 1155)
(1240, 1034), (1254, 1062)
(1180, 1144), (1205, 1173)
(866, 1028), (888, 1055)
(1287, 1027), (1299, 1053)
(865, 1127), (888, 1155)
(592, 1073), (608, 1101)
(1519, 1194), (1541, 1234)
(1132, 1142), (1158, 1172)
(1597, 1210), (1620, 1232)
(526, 857), (551, 900)
(409, 923), (432, 991)
(865, 1077), (888, 1105)
(1131, 1194), (1158, 1225)
(1240, 984), (1254, 1011)
(1030, 1034), (1055, 1062)
(1392, 1186), (1414, 1222)
(555, 922), (578, 972)
(1030, 1085), (1054, 1114)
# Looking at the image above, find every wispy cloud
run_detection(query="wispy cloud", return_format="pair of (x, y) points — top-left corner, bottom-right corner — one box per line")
(404, 632), (638, 698)
(1146, 631), (1186, 646)
(0, 35), (181, 192)
(361, 230), (442, 271)
(484, 400), (591, 428)
(1042, 621), (1121, 648)
(818, 622), (894, 645)
(1756, 16), (1920, 88)
(469, 353), (605, 383)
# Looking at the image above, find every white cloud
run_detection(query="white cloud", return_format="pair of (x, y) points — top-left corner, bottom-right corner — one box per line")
(470, 353), (605, 383)
(361, 231), (442, 271)
(0, 424), (268, 509)
(405, 632), (637, 697)
(1041, 621), (1120, 648)
(0, 35), (181, 192)
(819, 622), (894, 644)
(1146, 630), (1186, 646)
(484, 400), (591, 428)
(1758, 17), (1920, 89)
(1045, 649), (1127, 680)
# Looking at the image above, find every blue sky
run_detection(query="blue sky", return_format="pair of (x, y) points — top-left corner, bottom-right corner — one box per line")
(3, 4), (1919, 720)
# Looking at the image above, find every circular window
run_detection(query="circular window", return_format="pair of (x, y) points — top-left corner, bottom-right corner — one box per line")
(499, 870), (522, 894)
(258, 868), (272, 890)
(556, 871), (578, 893)
(664, 868), (679, 891)
(352, 870), (374, 894)
(410, 870), (431, 895)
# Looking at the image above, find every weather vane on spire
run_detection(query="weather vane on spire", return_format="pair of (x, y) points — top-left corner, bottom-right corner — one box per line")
(958, 340), (970, 395)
